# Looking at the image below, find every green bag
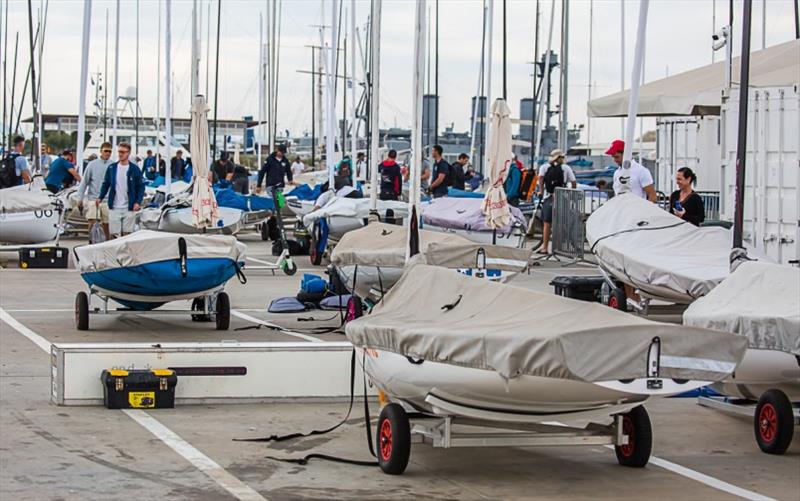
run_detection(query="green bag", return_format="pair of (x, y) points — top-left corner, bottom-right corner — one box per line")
(275, 190), (286, 209)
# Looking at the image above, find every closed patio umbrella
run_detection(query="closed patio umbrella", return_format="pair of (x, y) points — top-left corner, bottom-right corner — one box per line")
(481, 98), (513, 229)
(190, 95), (219, 228)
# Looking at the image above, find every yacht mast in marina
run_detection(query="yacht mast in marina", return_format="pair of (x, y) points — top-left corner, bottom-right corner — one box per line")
(368, 0), (382, 212)
(165, 0), (172, 195)
(407, 0), (426, 261)
(112, 0), (119, 153)
(76, 0), (91, 172)
(619, 0), (649, 194)
(532, 0), (555, 166)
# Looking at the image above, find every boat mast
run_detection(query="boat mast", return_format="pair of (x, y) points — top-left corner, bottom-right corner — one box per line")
(76, 0), (91, 172)
(533, 0), (555, 166)
(212, 0), (220, 155)
(257, 12), (263, 168)
(620, 0), (649, 192)
(135, 0), (140, 154)
(273, 0), (281, 149)
(434, 0), (438, 145)
(620, 0), (625, 138)
(37, 0), (47, 166)
(7, 32), (17, 151)
(103, 8), (108, 139)
(408, 0), (426, 260)
(733, 0), (753, 250)
(529, 0), (539, 168)
(368, 0), (382, 212)
(586, 0), (592, 146)
(165, 0), (172, 195)
(469, 1), (486, 171)
(558, 0), (569, 152)
(324, 0), (340, 188)
(205, 1), (211, 98)
(26, 0), (39, 171)
(191, 0), (199, 99)
(349, 0), (357, 160)
(2, 0), (7, 150)
(112, 0), (119, 154)
(483, 0), (493, 177)
(266, 0), (272, 154)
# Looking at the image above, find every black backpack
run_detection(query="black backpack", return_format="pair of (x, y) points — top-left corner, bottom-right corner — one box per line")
(0, 154), (20, 189)
(543, 163), (565, 194)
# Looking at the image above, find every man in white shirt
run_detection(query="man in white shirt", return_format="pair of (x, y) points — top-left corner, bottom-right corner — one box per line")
(291, 156), (305, 178)
(535, 149), (577, 254)
(606, 139), (656, 202)
(355, 152), (367, 183)
(97, 142), (145, 238)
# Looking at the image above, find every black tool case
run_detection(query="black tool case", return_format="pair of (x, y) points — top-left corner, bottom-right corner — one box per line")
(549, 275), (606, 302)
(18, 247), (69, 269)
(101, 369), (178, 409)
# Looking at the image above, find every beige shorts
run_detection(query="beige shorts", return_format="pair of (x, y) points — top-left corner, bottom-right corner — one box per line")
(108, 208), (138, 235)
(84, 201), (109, 223)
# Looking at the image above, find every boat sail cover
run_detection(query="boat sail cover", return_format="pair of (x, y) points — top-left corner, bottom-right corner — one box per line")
(585, 194), (767, 302)
(422, 197), (527, 235)
(0, 183), (55, 213)
(74, 230), (246, 273)
(302, 197), (409, 228)
(346, 264), (747, 383)
(683, 261), (800, 356)
(330, 222), (530, 271)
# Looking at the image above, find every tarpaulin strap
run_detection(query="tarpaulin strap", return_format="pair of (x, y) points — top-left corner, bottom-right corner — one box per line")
(589, 221), (686, 254)
(235, 349), (359, 443)
(233, 262), (247, 284)
(240, 349), (379, 468)
(177, 237), (188, 278)
(441, 295), (463, 311)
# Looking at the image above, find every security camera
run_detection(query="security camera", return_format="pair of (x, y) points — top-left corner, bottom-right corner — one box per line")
(712, 26), (730, 51)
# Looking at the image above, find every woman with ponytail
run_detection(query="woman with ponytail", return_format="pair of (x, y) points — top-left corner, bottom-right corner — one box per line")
(669, 167), (705, 226)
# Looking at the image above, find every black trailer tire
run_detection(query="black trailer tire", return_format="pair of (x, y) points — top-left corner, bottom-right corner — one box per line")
(754, 389), (795, 455)
(377, 403), (411, 475)
(75, 292), (89, 331)
(615, 405), (652, 467)
(215, 292), (231, 331)
(260, 220), (269, 241)
(607, 287), (627, 312)
(283, 260), (298, 276)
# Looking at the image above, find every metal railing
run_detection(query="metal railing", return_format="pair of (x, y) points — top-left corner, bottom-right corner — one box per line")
(552, 188), (591, 263)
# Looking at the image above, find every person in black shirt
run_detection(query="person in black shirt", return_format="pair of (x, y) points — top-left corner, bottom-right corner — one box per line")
(212, 152), (235, 184)
(256, 144), (293, 192)
(449, 153), (468, 191)
(379, 149), (403, 201)
(669, 167), (705, 226)
(429, 144), (450, 198)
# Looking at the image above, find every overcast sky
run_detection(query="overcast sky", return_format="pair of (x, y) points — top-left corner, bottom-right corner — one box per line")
(2, 0), (798, 145)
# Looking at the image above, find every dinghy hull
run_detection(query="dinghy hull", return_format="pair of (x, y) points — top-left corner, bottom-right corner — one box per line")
(0, 209), (61, 245)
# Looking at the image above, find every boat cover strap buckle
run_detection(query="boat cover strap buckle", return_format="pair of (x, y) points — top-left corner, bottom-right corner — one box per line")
(178, 237), (188, 278)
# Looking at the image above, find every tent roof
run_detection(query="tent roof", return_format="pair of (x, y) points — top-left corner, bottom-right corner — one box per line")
(588, 40), (799, 117)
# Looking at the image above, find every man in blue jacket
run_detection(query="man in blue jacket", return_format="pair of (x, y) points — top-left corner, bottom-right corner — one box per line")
(97, 142), (145, 238)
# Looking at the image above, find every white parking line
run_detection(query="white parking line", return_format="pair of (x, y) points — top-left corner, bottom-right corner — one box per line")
(648, 455), (775, 501)
(0, 307), (53, 353)
(0, 308), (267, 501)
(123, 410), (267, 501)
(230, 310), (325, 343)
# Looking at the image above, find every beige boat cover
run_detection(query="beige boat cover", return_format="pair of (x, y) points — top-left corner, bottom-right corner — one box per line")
(588, 40), (799, 117)
(586, 194), (761, 302)
(302, 197), (409, 228)
(0, 184), (55, 213)
(684, 262), (800, 356)
(74, 230), (246, 272)
(346, 265), (747, 382)
(330, 222), (530, 272)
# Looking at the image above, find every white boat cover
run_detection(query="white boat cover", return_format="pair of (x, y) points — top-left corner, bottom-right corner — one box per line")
(422, 197), (527, 235)
(302, 197), (409, 228)
(74, 230), (246, 273)
(330, 222), (530, 272)
(346, 265), (747, 382)
(0, 184), (55, 213)
(683, 262), (800, 356)
(585, 194), (767, 302)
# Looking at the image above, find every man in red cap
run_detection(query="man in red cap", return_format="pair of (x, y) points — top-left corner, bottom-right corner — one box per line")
(606, 140), (656, 203)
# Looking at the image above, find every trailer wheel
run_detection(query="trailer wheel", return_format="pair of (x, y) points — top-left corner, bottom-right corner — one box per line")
(283, 260), (298, 276)
(345, 296), (363, 322)
(615, 405), (652, 467)
(607, 288), (627, 312)
(377, 403), (411, 475)
(260, 220), (269, 241)
(75, 292), (89, 331)
(215, 292), (231, 331)
(310, 246), (323, 266)
(191, 298), (212, 322)
(754, 389), (794, 455)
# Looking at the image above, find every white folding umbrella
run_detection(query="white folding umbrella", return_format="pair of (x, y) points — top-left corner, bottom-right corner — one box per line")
(481, 98), (513, 229)
(190, 95), (219, 228)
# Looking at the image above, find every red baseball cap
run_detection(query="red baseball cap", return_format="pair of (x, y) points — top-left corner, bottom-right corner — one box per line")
(605, 139), (625, 155)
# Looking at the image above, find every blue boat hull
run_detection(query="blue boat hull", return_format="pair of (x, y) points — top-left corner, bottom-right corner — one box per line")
(81, 258), (240, 310)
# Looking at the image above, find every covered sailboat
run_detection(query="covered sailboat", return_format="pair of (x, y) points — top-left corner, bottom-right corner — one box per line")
(73, 231), (246, 329)
(0, 181), (63, 246)
(586, 194), (767, 304)
(684, 261), (799, 454)
(330, 222), (530, 299)
(422, 197), (527, 247)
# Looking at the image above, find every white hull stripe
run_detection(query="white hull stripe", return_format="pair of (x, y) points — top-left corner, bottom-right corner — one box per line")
(660, 356), (737, 374)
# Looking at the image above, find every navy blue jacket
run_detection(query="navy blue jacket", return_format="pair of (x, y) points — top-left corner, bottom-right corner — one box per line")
(98, 161), (145, 210)
(257, 153), (292, 189)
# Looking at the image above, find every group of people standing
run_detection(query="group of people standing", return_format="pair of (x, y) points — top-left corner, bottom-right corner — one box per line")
(377, 145), (473, 202)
